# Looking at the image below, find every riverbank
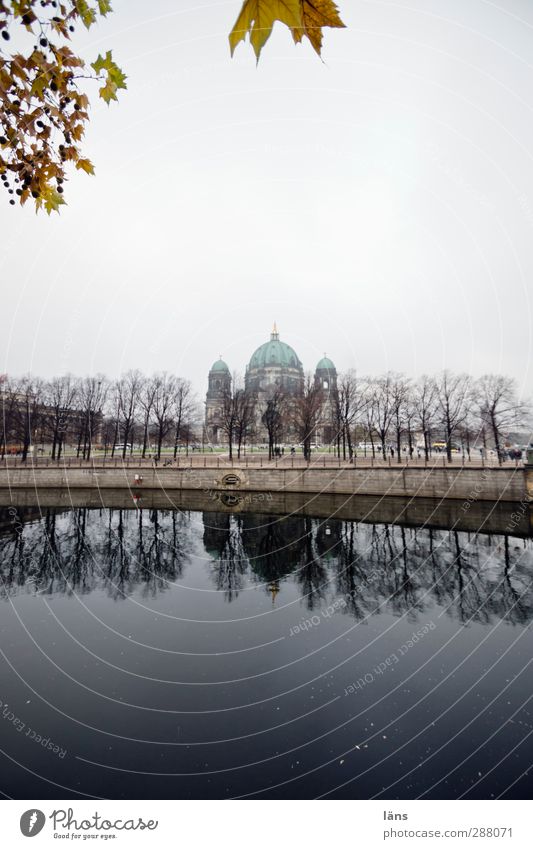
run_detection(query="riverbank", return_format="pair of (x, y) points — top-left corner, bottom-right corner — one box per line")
(0, 462), (528, 503)
(1, 488), (530, 538)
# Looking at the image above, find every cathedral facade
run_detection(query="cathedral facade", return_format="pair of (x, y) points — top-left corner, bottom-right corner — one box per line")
(204, 325), (338, 446)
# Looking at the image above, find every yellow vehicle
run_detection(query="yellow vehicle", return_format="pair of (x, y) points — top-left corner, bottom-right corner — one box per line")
(432, 441), (461, 453)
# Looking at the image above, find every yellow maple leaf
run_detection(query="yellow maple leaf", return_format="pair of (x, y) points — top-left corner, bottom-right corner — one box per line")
(36, 186), (66, 215)
(76, 158), (94, 175)
(229, 0), (304, 60)
(292, 0), (345, 54)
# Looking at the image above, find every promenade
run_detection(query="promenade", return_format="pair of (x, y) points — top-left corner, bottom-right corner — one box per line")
(0, 453), (528, 505)
(0, 451), (523, 471)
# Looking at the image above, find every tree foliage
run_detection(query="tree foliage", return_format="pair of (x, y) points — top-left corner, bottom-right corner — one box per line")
(0, 0), (126, 212)
(230, 0), (345, 60)
(0, 1), (345, 213)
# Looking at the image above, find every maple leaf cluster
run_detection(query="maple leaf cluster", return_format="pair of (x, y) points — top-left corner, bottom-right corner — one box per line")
(0, 1), (344, 214)
(229, 0), (345, 60)
(0, 0), (126, 213)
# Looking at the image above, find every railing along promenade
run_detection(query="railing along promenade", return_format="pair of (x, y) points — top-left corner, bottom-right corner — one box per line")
(1, 451), (529, 505)
(0, 452), (524, 471)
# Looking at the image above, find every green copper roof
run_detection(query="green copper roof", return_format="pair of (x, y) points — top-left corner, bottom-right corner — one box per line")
(210, 358), (230, 373)
(316, 356), (336, 371)
(249, 330), (302, 371)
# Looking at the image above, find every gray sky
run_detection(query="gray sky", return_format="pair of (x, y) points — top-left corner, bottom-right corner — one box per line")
(2, 0), (533, 398)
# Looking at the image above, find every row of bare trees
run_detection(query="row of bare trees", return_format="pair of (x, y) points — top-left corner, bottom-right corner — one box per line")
(1, 368), (529, 464)
(216, 377), (324, 461)
(333, 370), (530, 462)
(0, 371), (198, 461)
(214, 370), (530, 463)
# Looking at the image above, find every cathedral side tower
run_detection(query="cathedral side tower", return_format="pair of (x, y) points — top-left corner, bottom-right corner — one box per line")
(314, 355), (338, 444)
(205, 358), (231, 445)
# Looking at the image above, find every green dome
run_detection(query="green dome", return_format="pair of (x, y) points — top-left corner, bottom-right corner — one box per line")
(249, 329), (302, 371)
(316, 356), (336, 371)
(210, 358), (230, 373)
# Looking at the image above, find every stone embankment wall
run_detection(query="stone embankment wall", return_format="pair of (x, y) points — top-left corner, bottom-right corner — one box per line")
(0, 464), (528, 502)
(0, 487), (530, 538)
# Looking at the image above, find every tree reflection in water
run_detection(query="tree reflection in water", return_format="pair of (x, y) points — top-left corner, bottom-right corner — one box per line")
(0, 506), (192, 601)
(0, 505), (532, 625)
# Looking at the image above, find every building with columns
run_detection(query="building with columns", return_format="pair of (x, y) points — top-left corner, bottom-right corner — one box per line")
(204, 325), (338, 446)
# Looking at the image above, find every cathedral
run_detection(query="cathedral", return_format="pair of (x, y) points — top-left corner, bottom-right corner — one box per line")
(204, 325), (338, 446)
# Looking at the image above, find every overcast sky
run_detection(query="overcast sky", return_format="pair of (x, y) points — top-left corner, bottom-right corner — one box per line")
(2, 0), (533, 398)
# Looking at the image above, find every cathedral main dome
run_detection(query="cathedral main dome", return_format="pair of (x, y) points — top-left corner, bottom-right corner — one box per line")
(248, 324), (302, 371)
(205, 324), (338, 447)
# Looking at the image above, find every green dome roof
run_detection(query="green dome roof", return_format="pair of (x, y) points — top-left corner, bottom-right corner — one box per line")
(210, 358), (230, 373)
(316, 356), (336, 371)
(249, 328), (302, 371)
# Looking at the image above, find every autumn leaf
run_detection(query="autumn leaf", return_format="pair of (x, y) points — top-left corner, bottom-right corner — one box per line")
(91, 50), (127, 104)
(38, 186), (66, 215)
(229, 0), (304, 60)
(0, 1), (125, 212)
(75, 0), (97, 29)
(292, 0), (345, 55)
(76, 158), (95, 175)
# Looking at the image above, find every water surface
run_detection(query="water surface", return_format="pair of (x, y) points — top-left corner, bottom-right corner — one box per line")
(0, 494), (532, 799)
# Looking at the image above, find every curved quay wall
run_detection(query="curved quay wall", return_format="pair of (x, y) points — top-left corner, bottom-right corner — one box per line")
(0, 464), (529, 503)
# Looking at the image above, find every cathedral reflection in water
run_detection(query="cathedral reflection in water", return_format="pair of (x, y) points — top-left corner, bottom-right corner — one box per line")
(1, 502), (532, 627)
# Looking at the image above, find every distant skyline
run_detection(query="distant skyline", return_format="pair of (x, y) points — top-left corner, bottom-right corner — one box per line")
(2, 0), (533, 398)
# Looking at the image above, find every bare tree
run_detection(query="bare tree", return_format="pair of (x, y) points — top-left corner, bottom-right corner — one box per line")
(43, 374), (78, 460)
(361, 380), (378, 457)
(390, 374), (411, 463)
(117, 370), (144, 458)
(262, 389), (286, 461)
(0, 375), (21, 458)
(152, 373), (177, 461)
(475, 374), (530, 463)
(139, 375), (158, 458)
(233, 387), (255, 460)
(76, 376), (108, 460)
(172, 378), (195, 459)
(413, 375), (438, 461)
(218, 379), (255, 462)
(10, 375), (45, 461)
(218, 384), (236, 461)
(371, 373), (395, 459)
(293, 375), (323, 462)
(435, 371), (471, 462)
(335, 370), (367, 461)
(108, 379), (121, 458)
